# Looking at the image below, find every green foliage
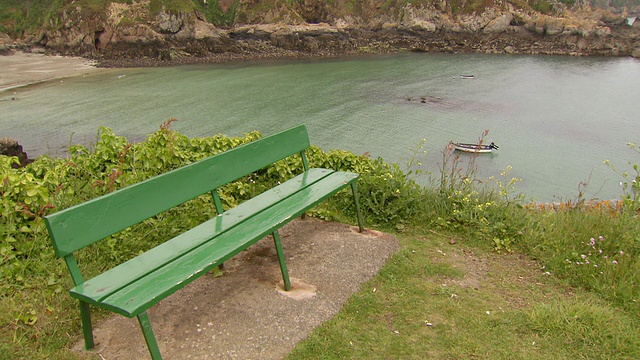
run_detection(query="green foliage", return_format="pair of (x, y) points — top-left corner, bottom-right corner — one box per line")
(605, 142), (640, 215)
(193, 0), (238, 27)
(531, 0), (553, 14)
(149, 0), (196, 16)
(520, 208), (640, 315)
(0, 0), (127, 37)
(558, 0), (577, 7)
(0, 0), (63, 37)
(525, 296), (640, 354)
(426, 133), (526, 253)
(444, 0), (496, 15)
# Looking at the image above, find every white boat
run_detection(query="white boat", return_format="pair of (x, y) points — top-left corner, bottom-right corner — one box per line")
(459, 74), (475, 79)
(452, 142), (499, 153)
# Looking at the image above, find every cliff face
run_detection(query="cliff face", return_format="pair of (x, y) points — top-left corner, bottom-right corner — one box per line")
(0, 0), (639, 63)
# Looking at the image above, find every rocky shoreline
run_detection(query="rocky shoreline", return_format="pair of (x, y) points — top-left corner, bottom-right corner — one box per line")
(1, 2), (639, 68)
(82, 19), (640, 69)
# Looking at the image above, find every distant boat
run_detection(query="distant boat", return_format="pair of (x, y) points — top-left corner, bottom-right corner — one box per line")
(459, 74), (475, 79)
(452, 142), (499, 153)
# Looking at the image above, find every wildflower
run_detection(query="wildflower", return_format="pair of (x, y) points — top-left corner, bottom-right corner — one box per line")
(594, 264), (598, 268)
(589, 238), (596, 246)
(613, 260), (618, 265)
(581, 254), (587, 259)
(585, 260), (590, 264)
(620, 251), (625, 256)
(599, 249), (603, 254)
(599, 236), (604, 241)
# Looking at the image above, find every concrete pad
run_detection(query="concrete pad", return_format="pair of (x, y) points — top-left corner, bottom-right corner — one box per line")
(276, 278), (317, 300)
(72, 218), (400, 359)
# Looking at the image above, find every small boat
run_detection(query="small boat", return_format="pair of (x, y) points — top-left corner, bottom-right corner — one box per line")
(452, 142), (499, 153)
(459, 74), (475, 79)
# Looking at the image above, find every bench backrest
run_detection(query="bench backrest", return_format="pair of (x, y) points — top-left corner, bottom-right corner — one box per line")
(45, 124), (310, 259)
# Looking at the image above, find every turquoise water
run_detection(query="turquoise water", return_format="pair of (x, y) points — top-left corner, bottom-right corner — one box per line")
(1, 53), (639, 201)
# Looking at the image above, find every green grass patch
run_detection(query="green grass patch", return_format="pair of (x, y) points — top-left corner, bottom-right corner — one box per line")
(288, 231), (640, 359)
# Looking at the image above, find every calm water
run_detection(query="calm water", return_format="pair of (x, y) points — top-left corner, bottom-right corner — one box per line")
(1, 53), (639, 202)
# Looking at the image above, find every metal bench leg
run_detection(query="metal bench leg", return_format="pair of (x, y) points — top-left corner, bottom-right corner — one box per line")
(272, 230), (292, 291)
(350, 182), (365, 233)
(79, 301), (95, 349)
(137, 312), (163, 360)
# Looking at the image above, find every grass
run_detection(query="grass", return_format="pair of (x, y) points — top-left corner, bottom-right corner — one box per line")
(287, 228), (640, 359)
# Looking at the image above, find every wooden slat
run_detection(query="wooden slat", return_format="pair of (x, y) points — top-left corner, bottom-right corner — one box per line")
(45, 125), (310, 258)
(72, 171), (359, 317)
(69, 168), (335, 302)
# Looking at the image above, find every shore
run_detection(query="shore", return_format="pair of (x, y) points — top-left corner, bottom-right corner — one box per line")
(0, 51), (106, 93)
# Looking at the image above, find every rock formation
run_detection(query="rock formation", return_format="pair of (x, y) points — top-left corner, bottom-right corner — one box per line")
(0, 138), (33, 168)
(1, 1), (639, 63)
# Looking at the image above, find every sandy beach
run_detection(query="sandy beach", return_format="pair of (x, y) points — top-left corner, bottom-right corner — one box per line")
(0, 51), (106, 92)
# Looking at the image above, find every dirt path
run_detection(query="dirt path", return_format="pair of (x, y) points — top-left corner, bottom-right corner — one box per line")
(73, 219), (400, 359)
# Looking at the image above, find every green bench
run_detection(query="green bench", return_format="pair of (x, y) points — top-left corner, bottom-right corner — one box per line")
(45, 124), (364, 359)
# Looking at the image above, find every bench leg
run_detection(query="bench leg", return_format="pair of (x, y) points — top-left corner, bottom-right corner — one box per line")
(272, 230), (292, 291)
(137, 312), (163, 360)
(350, 182), (365, 233)
(79, 301), (95, 350)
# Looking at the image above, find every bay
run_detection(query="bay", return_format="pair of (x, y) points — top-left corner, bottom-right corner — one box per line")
(1, 53), (639, 202)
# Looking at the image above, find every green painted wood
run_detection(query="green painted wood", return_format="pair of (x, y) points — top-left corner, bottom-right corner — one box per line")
(68, 168), (338, 303)
(45, 125), (310, 258)
(71, 171), (358, 317)
(211, 189), (224, 214)
(272, 230), (291, 291)
(80, 301), (94, 349)
(137, 312), (162, 360)
(351, 182), (365, 232)
(300, 150), (309, 171)
(63, 254), (84, 286)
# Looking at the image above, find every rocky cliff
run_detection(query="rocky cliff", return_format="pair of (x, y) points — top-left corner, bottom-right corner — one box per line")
(1, 0), (639, 64)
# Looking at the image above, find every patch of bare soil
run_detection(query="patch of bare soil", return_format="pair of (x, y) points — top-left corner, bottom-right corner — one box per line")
(74, 218), (400, 359)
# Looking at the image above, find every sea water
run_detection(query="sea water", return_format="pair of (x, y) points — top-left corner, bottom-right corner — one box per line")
(1, 53), (639, 202)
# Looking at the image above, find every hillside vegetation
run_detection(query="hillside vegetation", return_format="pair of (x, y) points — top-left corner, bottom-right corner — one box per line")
(1, 0), (639, 60)
(0, 0), (638, 37)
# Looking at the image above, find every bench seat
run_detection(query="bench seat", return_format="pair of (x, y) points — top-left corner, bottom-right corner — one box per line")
(45, 124), (365, 359)
(70, 168), (357, 317)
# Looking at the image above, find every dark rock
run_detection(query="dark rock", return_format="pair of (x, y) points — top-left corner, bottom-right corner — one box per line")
(0, 138), (33, 168)
(0, 32), (14, 55)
